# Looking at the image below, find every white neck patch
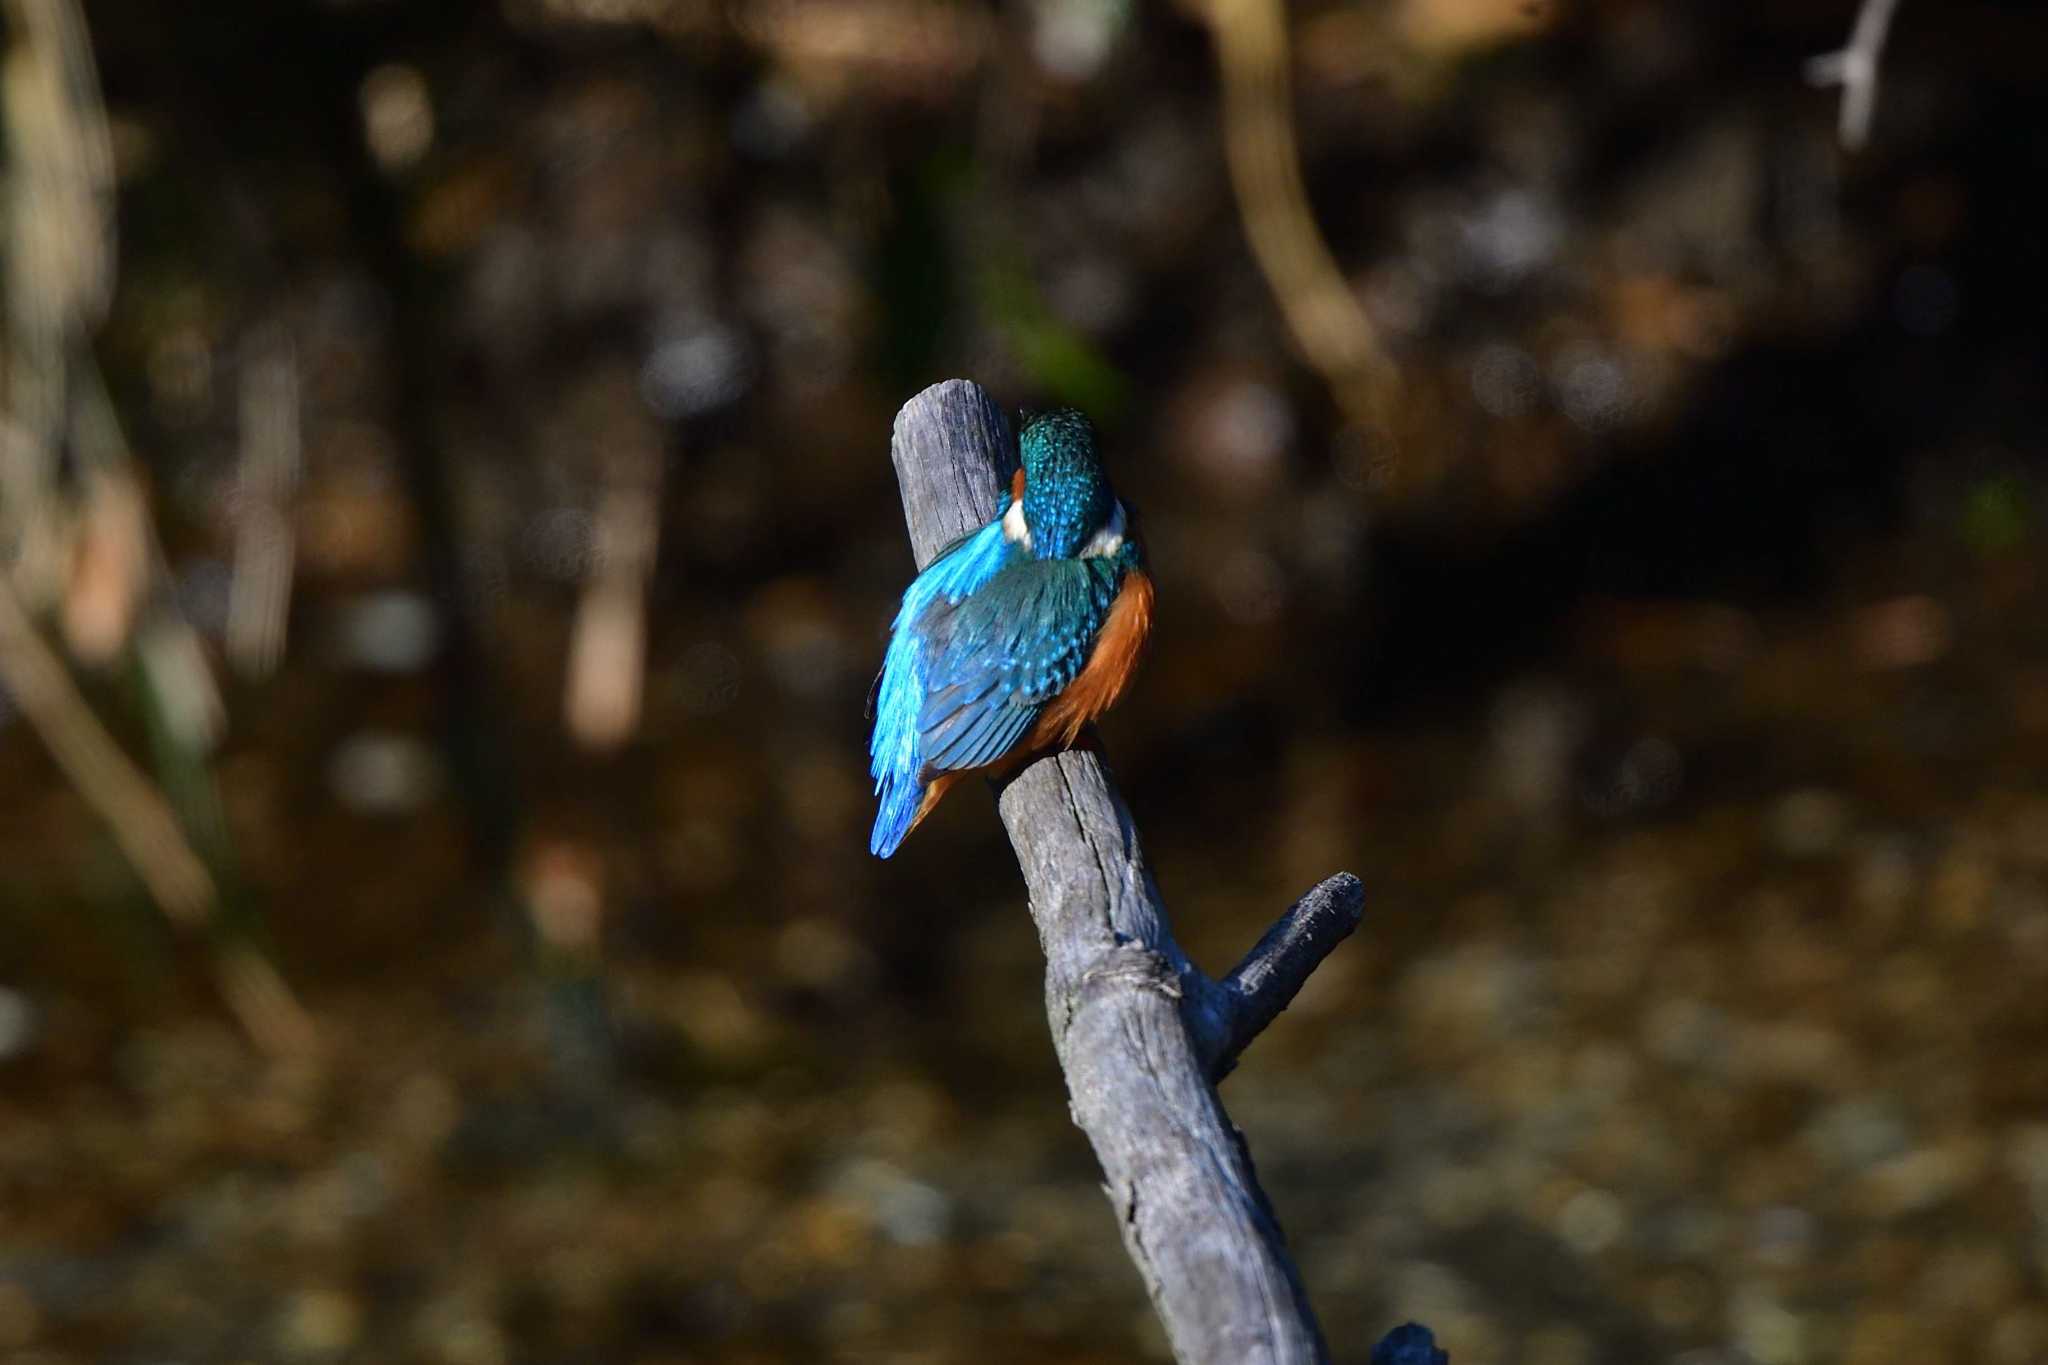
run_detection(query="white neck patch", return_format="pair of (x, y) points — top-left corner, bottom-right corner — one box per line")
(1002, 497), (1032, 550)
(1004, 497), (1126, 558)
(1079, 500), (1126, 559)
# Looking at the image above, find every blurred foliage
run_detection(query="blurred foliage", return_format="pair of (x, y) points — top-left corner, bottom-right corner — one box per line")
(1961, 475), (2029, 558)
(979, 248), (1131, 422)
(3, 0), (2048, 1362)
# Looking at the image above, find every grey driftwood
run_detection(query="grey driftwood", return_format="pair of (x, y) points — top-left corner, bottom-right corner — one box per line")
(888, 379), (1366, 1365)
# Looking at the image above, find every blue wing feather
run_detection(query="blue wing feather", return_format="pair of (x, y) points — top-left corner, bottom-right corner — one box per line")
(871, 512), (1132, 857)
(923, 696), (1035, 772)
(869, 510), (1020, 856)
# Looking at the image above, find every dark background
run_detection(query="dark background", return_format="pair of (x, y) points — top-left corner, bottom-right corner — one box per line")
(3, 1), (2046, 1361)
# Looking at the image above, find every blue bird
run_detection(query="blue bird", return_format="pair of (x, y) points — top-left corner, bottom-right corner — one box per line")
(869, 408), (1153, 858)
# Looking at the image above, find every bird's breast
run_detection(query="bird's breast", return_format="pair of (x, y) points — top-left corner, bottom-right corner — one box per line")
(1028, 565), (1154, 751)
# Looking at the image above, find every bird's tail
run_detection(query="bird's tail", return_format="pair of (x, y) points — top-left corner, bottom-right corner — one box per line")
(870, 772), (924, 858)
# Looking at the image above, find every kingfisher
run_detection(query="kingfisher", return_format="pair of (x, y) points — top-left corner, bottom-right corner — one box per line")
(869, 408), (1153, 858)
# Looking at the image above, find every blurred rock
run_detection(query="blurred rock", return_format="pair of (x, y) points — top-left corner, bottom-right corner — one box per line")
(1488, 681), (1587, 824)
(828, 1157), (951, 1247)
(0, 1281), (38, 1350)
(1767, 788), (1852, 859)
(1856, 1139), (1988, 1219)
(328, 731), (442, 815)
(330, 590), (439, 672)
(276, 1287), (365, 1359)
(0, 988), (38, 1062)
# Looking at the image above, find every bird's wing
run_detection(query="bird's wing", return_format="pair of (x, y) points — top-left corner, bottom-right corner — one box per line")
(869, 511), (1020, 786)
(913, 555), (1123, 775)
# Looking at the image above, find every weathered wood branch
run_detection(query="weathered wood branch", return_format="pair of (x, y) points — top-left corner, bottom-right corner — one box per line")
(1205, 871), (1367, 1081)
(889, 379), (1365, 1365)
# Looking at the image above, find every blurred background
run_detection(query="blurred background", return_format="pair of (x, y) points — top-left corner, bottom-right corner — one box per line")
(2, 0), (2045, 1361)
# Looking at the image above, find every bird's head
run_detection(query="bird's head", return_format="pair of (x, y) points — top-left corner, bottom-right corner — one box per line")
(1011, 408), (1122, 560)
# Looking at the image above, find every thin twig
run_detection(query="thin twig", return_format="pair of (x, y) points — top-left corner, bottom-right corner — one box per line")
(0, 575), (318, 1056)
(565, 437), (663, 751)
(0, 574), (215, 926)
(1806, 0), (1905, 151)
(0, 577), (317, 1056)
(1, 0), (117, 598)
(890, 380), (1370, 1364)
(1209, 0), (1397, 435)
(2, 0), (310, 1059)
(227, 321), (303, 678)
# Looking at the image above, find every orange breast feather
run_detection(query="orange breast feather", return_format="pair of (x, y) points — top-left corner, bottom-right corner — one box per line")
(1030, 567), (1154, 751)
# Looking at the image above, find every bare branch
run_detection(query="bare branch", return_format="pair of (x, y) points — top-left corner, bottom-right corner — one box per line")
(1806, 0), (1905, 151)
(888, 380), (1367, 1365)
(1201, 873), (1366, 1081)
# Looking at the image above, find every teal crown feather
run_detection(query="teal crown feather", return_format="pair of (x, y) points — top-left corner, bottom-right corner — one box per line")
(1016, 408), (1114, 559)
